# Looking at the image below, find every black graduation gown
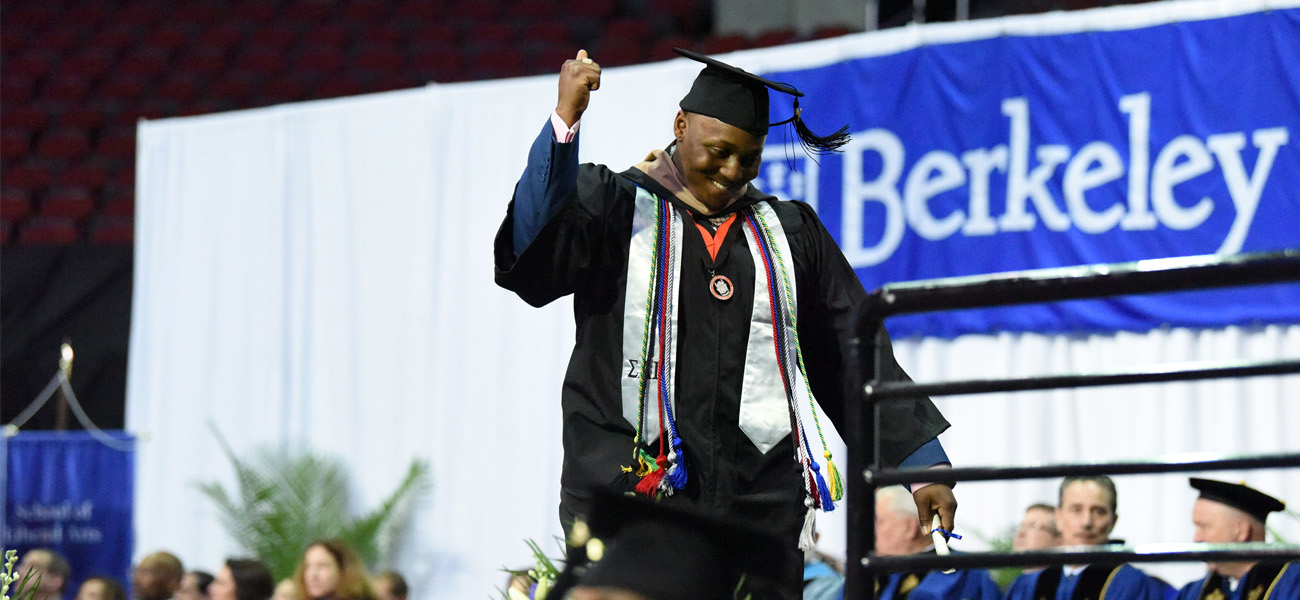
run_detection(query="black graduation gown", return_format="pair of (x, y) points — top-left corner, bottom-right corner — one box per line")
(495, 147), (948, 529)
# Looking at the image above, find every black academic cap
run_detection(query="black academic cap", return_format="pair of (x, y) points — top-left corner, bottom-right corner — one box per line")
(1190, 478), (1286, 524)
(575, 493), (791, 600)
(675, 48), (850, 154)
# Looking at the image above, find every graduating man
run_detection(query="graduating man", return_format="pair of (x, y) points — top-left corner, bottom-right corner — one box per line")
(1175, 478), (1299, 600)
(493, 48), (955, 597)
(866, 485), (1000, 600)
(1004, 476), (1172, 600)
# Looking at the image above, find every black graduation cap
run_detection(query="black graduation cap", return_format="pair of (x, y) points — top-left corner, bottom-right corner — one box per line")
(1190, 477), (1286, 524)
(566, 493), (792, 600)
(675, 48), (850, 154)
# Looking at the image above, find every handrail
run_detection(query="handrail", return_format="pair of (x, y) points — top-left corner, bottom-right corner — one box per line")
(868, 452), (1300, 486)
(842, 249), (1300, 599)
(864, 543), (1300, 571)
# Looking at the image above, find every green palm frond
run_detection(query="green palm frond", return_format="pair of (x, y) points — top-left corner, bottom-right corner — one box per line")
(196, 424), (431, 580)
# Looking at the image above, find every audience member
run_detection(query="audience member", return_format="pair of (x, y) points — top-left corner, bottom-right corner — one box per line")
(368, 572), (405, 600)
(803, 538), (844, 600)
(76, 577), (128, 600)
(210, 559), (275, 600)
(176, 571), (213, 600)
(16, 549), (71, 600)
(1004, 476), (1172, 600)
(293, 540), (376, 600)
(1012, 503), (1061, 553)
(270, 579), (301, 600)
(1174, 478), (1300, 600)
(867, 485), (1000, 599)
(132, 552), (184, 600)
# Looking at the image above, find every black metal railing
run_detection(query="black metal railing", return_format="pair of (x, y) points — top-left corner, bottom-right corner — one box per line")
(843, 248), (1300, 599)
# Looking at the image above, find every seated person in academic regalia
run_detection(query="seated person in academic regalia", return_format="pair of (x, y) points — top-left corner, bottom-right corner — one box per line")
(551, 492), (793, 600)
(1174, 477), (1300, 600)
(1004, 476), (1173, 600)
(863, 485), (1000, 600)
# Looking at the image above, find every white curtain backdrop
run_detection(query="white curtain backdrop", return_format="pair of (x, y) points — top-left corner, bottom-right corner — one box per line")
(129, 1), (1300, 598)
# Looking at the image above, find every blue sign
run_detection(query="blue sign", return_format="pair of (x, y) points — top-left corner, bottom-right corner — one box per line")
(755, 9), (1300, 337)
(4, 431), (135, 600)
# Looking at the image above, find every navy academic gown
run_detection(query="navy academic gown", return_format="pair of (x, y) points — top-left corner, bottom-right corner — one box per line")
(1004, 564), (1173, 600)
(494, 121), (950, 596)
(1174, 562), (1300, 600)
(872, 566), (1003, 600)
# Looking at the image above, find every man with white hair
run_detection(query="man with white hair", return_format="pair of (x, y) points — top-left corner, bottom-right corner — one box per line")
(16, 549), (71, 600)
(1174, 478), (1299, 600)
(866, 485), (1000, 599)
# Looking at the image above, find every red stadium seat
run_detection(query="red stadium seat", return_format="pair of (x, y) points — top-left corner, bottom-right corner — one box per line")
(1, 74), (36, 105)
(292, 43), (346, 74)
(4, 106), (49, 130)
(604, 18), (653, 44)
(256, 24), (299, 50)
(284, 0), (336, 23)
(61, 105), (109, 130)
(40, 187), (96, 220)
(37, 128), (92, 161)
(175, 47), (230, 77)
(410, 24), (460, 47)
(755, 29), (798, 47)
(394, 0), (444, 22)
(569, 0), (618, 19)
(466, 47), (528, 80)
(353, 43), (404, 73)
(97, 127), (137, 160)
(117, 48), (172, 81)
(64, 161), (112, 192)
(16, 216), (80, 245)
(699, 35), (750, 55)
(234, 43), (289, 75)
(649, 35), (698, 62)
(597, 38), (648, 67)
(342, 1), (390, 23)
(101, 191), (135, 219)
(812, 25), (853, 39)
(89, 216), (135, 244)
(1, 189), (33, 221)
(90, 24), (142, 55)
(303, 24), (350, 47)
(145, 23), (196, 53)
(61, 49), (116, 80)
(42, 73), (95, 104)
(99, 73), (149, 103)
(229, 2), (277, 24)
(314, 77), (365, 99)
(199, 22), (248, 50)
(209, 71), (263, 105)
(158, 73), (204, 105)
(1, 129), (33, 162)
(5, 160), (58, 190)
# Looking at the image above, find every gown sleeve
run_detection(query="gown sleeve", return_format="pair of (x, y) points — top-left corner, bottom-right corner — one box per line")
(494, 118), (609, 307)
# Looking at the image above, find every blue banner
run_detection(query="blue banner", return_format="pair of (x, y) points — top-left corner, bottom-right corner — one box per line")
(755, 8), (1300, 337)
(4, 431), (135, 600)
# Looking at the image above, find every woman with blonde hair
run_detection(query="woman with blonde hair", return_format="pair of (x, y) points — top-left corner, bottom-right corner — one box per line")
(292, 540), (376, 600)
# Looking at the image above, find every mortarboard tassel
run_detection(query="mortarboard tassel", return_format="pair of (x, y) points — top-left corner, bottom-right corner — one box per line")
(824, 452), (845, 502)
(634, 447), (657, 477)
(799, 497), (817, 551)
(634, 455), (667, 496)
(665, 439), (688, 490)
(791, 99), (850, 155)
(811, 461), (835, 512)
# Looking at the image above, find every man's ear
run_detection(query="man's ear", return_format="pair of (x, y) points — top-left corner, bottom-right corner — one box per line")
(673, 110), (688, 142)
